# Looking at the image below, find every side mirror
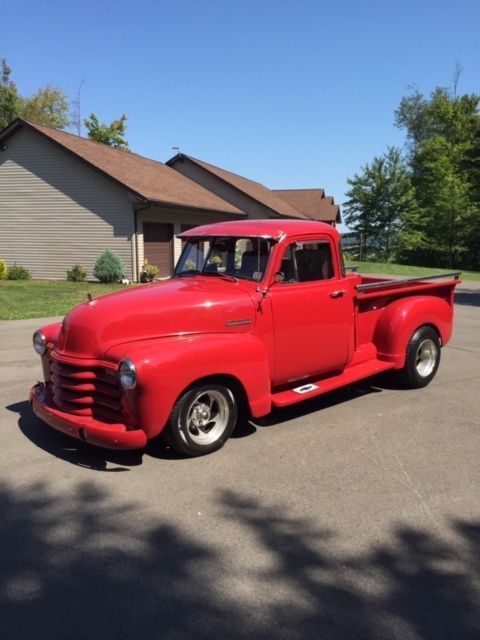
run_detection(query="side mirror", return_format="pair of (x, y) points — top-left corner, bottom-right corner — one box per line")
(274, 271), (285, 283)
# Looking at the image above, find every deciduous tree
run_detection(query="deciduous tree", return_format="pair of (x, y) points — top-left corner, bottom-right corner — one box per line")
(0, 58), (70, 130)
(23, 86), (70, 129)
(344, 148), (416, 261)
(395, 84), (480, 268)
(84, 113), (129, 149)
(0, 59), (21, 129)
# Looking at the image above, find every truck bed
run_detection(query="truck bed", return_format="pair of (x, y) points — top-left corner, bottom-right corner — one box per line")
(354, 271), (461, 297)
(272, 271), (461, 408)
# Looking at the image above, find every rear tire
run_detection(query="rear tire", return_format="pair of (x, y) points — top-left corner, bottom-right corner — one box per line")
(165, 383), (237, 457)
(398, 326), (441, 388)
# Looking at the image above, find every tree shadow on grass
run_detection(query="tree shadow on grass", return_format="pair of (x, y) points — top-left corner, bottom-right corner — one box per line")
(0, 481), (479, 639)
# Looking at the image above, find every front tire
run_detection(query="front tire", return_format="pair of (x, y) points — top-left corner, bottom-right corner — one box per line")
(165, 383), (237, 457)
(398, 326), (441, 388)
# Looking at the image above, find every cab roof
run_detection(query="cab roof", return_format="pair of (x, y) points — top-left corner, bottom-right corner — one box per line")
(178, 219), (339, 241)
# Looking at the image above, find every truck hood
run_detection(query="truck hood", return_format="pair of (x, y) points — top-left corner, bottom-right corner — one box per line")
(55, 277), (256, 360)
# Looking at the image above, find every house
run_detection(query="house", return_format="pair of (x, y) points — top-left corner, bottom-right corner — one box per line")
(0, 119), (340, 280)
(0, 119), (242, 280)
(272, 189), (340, 224)
(166, 154), (341, 225)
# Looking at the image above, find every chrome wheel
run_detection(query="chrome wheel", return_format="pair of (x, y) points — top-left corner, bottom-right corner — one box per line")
(184, 389), (231, 446)
(398, 326), (441, 388)
(166, 382), (238, 456)
(415, 338), (438, 378)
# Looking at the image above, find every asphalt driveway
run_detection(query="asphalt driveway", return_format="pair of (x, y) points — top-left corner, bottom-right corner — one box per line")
(0, 286), (479, 639)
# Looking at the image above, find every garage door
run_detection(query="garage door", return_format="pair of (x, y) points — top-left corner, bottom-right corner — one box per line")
(143, 222), (173, 277)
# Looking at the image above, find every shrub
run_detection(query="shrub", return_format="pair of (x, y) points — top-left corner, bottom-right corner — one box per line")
(66, 264), (87, 282)
(140, 262), (159, 283)
(0, 259), (8, 280)
(7, 263), (31, 280)
(93, 250), (124, 283)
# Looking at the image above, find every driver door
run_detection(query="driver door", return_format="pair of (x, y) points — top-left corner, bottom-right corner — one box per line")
(269, 237), (353, 386)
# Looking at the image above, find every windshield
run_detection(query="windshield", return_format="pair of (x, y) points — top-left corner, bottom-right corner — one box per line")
(174, 236), (273, 282)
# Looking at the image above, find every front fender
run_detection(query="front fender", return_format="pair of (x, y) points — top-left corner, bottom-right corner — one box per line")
(37, 321), (62, 381)
(373, 295), (453, 367)
(106, 333), (272, 439)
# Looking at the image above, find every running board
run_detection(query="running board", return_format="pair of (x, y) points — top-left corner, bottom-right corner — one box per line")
(271, 359), (395, 408)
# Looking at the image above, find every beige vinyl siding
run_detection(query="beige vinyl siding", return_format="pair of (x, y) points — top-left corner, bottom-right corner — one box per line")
(0, 127), (134, 279)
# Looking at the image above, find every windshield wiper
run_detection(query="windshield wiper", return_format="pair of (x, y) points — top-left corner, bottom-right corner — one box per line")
(174, 270), (200, 277)
(174, 270), (238, 282)
(201, 271), (238, 282)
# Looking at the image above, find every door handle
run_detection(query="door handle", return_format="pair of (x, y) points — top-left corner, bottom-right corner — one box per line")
(330, 289), (347, 298)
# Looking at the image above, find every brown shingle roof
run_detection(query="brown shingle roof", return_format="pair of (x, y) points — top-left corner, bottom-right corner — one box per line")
(7, 120), (242, 214)
(168, 154), (308, 219)
(273, 189), (341, 223)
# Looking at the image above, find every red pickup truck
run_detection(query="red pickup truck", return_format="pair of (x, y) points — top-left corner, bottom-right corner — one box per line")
(31, 220), (460, 457)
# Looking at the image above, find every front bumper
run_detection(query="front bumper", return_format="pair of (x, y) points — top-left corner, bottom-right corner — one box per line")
(30, 383), (147, 450)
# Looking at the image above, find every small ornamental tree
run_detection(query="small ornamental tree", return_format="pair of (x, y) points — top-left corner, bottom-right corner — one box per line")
(66, 264), (87, 282)
(93, 250), (124, 283)
(7, 264), (31, 280)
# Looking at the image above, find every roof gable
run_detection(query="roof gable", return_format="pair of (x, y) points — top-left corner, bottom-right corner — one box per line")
(167, 154), (308, 219)
(273, 188), (341, 223)
(0, 119), (242, 214)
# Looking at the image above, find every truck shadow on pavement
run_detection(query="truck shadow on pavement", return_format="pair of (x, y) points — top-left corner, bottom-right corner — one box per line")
(7, 373), (403, 467)
(7, 401), (144, 471)
(455, 289), (480, 307)
(251, 373), (399, 430)
(8, 400), (229, 466)
(0, 481), (478, 640)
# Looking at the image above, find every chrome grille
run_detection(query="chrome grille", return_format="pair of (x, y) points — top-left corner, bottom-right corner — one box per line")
(50, 360), (122, 423)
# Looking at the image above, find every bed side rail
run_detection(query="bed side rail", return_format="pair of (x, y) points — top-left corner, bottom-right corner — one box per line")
(356, 271), (461, 294)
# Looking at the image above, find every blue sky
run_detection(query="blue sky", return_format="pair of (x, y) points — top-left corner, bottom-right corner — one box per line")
(3, 0), (480, 227)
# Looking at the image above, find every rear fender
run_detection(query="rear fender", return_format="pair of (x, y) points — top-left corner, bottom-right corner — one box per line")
(373, 295), (453, 368)
(106, 334), (271, 439)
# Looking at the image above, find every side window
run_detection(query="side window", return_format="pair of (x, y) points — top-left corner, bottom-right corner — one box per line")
(280, 240), (334, 283)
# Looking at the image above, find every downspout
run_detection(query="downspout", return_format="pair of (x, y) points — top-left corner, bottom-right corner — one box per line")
(133, 200), (153, 282)
(132, 207), (138, 282)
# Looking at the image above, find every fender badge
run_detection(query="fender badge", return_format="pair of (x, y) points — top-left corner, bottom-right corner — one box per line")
(225, 319), (252, 327)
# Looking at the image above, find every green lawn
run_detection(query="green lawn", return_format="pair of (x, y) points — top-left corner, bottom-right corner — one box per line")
(1, 262), (479, 320)
(346, 261), (480, 282)
(0, 280), (126, 320)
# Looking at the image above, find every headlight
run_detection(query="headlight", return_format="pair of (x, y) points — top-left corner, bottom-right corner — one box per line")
(119, 359), (137, 390)
(33, 331), (47, 356)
